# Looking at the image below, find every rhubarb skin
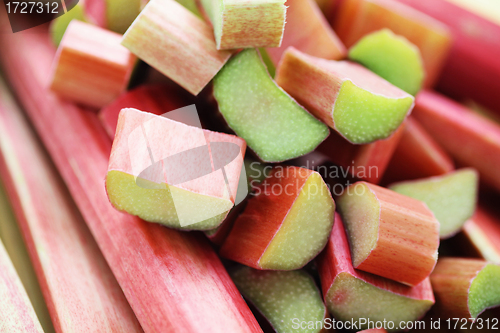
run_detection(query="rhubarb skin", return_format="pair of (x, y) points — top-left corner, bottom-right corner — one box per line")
(430, 258), (500, 319)
(383, 117), (454, 183)
(317, 214), (435, 331)
(106, 108), (246, 229)
(200, 0), (286, 49)
(0, 28), (262, 333)
(337, 182), (439, 286)
(49, 20), (136, 109)
(0, 239), (44, 333)
(275, 47), (414, 144)
(99, 84), (189, 138)
(461, 208), (500, 264)
(316, 123), (405, 184)
(266, 0), (346, 65)
(332, 0), (452, 88)
(220, 166), (335, 270)
(413, 90), (500, 193)
(397, 0), (500, 116)
(0, 77), (143, 332)
(122, 0), (232, 95)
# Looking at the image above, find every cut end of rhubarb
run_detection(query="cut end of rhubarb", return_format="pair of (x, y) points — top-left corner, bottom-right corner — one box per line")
(390, 168), (479, 238)
(231, 267), (327, 333)
(348, 29), (425, 95)
(259, 172), (335, 270)
(468, 263), (500, 318)
(214, 48), (329, 162)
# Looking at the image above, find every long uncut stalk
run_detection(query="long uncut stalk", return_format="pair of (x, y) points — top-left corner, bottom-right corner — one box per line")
(0, 28), (262, 333)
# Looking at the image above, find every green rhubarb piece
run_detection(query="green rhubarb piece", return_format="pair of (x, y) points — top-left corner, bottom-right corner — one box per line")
(106, 0), (142, 34)
(349, 29), (425, 95)
(50, 5), (87, 46)
(259, 48), (276, 78)
(469, 263), (500, 318)
(213, 49), (329, 162)
(231, 267), (326, 333)
(390, 168), (478, 238)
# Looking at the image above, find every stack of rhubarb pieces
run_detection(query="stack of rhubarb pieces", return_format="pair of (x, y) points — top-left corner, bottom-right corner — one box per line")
(0, 0), (500, 331)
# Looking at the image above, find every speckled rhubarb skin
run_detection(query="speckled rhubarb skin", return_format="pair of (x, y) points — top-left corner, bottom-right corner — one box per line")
(413, 90), (500, 193)
(122, 0), (232, 95)
(461, 208), (500, 264)
(266, 0), (346, 65)
(384, 117), (454, 183)
(49, 20), (136, 109)
(0, 240), (43, 333)
(430, 258), (487, 318)
(317, 213), (435, 310)
(0, 78), (143, 332)
(339, 182), (439, 286)
(332, 0), (452, 88)
(0, 28), (262, 333)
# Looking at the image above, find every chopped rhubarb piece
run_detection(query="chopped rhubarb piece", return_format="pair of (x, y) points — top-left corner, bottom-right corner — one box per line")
(397, 0), (500, 115)
(213, 49), (329, 162)
(316, 124), (405, 184)
(337, 182), (439, 286)
(50, 4), (88, 45)
(348, 29), (424, 95)
(0, 29), (262, 333)
(431, 258), (500, 319)
(49, 20), (136, 109)
(317, 214), (435, 330)
(332, 0), (452, 88)
(99, 84), (189, 138)
(266, 0), (346, 65)
(0, 77), (143, 332)
(461, 208), (500, 264)
(220, 166), (335, 270)
(412, 90), (500, 192)
(383, 117), (454, 183)
(122, 0), (232, 95)
(199, 0), (286, 49)
(106, 0), (142, 33)
(106, 108), (246, 230)
(0, 239), (43, 333)
(231, 266), (328, 333)
(275, 48), (414, 144)
(390, 169), (478, 238)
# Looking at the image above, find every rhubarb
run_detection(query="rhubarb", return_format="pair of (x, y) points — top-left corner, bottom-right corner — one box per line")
(213, 48), (329, 162)
(275, 47), (414, 144)
(317, 214), (435, 330)
(412, 90), (500, 193)
(337, 182), (439, 286)
(430, 258), (500, 319)
(266, 0), (346, 65)
(461, 208), (500, 264)
(332, 0), (452, 87)
(199, 0), (286, 49)
(50, 4), (88, 45)
(383, 117), (454, 183)
(0, 28), (262, 333)
(231, 267), (328, 333)
(106, 108), (246, 229)
(390, 169), (478, 238)
(348, 29), (424, 95)
(49, 20), (136, 109)
(0, 76), (143, 332)
(220, 166), (335, 270)
(121, 0), (232, 95)
(0, 239), (43, 333)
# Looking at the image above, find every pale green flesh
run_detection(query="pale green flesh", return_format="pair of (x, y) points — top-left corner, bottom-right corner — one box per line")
(231, 267), (326, 333)
(333, 80), (413, 144)
(106, 170), (229, 230)
(326, 272), (433, 332)
(468, 264), (500, 318)
(337, 183), (380, 267)
(390, 169), (478, 238)
(50, 5), (87, 46)
(259, 173), (335, 270)
(213, 49), (329, 162)
(348, 29), (425, 95)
